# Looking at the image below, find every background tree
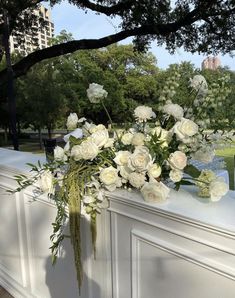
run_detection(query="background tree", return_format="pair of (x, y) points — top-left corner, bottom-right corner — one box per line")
(16, 60), (67, 146)
(0, 0), (235, 85)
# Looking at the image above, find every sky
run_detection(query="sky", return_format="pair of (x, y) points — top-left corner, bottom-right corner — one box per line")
(46, 1), (234, 70)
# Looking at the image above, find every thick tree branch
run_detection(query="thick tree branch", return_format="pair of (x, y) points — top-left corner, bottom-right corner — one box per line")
(71, 0), (135, 16)
(0, 5), (210, 85)
(0, 1), (233, 86)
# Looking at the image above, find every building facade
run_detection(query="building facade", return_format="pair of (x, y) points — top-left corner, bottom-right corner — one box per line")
(201, 56), (221, 70)
(9, 5), (54, 56)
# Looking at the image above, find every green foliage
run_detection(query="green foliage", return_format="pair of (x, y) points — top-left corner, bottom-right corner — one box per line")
(16, 59), (67, 136)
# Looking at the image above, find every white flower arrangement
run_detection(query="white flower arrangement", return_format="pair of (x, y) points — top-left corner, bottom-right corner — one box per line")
(11, 80), (230, 292)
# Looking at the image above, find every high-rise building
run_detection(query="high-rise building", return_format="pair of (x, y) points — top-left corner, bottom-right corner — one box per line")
(201, 56), (221, 70)
(9, 5), (54, 56)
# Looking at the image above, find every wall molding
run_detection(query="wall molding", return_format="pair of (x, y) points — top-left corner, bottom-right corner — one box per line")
(131, 228), (235, 292)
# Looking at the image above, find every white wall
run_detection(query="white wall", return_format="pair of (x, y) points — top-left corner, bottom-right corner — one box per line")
(1, 148), (235, 298)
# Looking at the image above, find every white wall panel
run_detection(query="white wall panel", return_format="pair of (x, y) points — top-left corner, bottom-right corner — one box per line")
(1, 149), (235, 298)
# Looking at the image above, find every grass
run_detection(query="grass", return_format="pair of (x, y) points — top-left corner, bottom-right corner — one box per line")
(216, 146), (235, 190)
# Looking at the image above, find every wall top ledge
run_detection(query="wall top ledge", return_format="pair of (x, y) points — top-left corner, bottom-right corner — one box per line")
(108, 186), (235, 236)
(0, 148), (45, 174)
(1, 148), (235, 236)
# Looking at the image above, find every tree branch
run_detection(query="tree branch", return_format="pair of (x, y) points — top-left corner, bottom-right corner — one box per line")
(0, 6), (207, 85)
(0, 1), (233, 86)
(71, 0), (135, 16)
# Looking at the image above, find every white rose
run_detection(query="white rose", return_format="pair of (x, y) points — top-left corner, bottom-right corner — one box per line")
(141, 180), (170, 203)
(82, 122), (95, 136)
(192, 148), (215, 163)
(131, 133), (145, 146)
(80, 140), (99, 160)
(83, 195), (95, 204)
(134, 105), (156, 122)
(114, 151), (131, 166)
(54, 146), (67, 162)
(118, 165), (133, 180)
(99, 166), (121, 191)
(209, 178), (229, 202)
(189, 75), (208, 97)
(128, 146), (152, 172)
(63, 128), (83, 143)
(151, 126), (171, 142)
(66, 113), (78, 130)
(91, 129), (109, 148)
(71, 144), (83, 161)
(168, 151), (187, 170)
(39, 170), (54, 194)
(89, 124), (106, 134)
(121, 132), (133, 145)
(64, 141), (70, 153)
(173, 118), (198, 142)
(148, 164), (162, 178)
(78, 117), (87, 123)
(128, 172), (146, 189)
(104, 138), (114, 148)
(163, 103), (184, 119)
(87, 83), (108, 103)
(169, 169), (183, 183)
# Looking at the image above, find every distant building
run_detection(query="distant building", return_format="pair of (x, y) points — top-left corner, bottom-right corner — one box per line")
(201, 56), (221, 70)
(9, 5), (54, 56)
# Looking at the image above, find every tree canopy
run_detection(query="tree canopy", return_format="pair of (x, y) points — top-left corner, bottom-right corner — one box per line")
(0, 0), (235, 85)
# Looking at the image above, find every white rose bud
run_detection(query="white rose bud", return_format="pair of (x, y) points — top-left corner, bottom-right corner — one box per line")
(83, 195), (96, 204)
(148, 164), (162, 178)
(168, 151), (187, 170)
(39, 170), (54, 194)
(87, 83), (108, 103)
(121, 132), (133, 145)
(169, 169), (183, 183)
(54, 146), (67, 162)
(66, 113), (79, 130)
(89, 124), (106, 134)
(209, 178), (229, 202)
(141, 180), (170, 203)
(118, 165), (133, 180)
(128, 172), (146, 189)
(131, 133), (145, 146)
(71, 145), (83, 161)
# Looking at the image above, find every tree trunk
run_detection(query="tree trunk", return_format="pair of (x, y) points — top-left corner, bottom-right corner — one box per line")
(2, 10), (19, 150)
(38, 127), (43, 149)
(17, 120), (21, 135)
(4, 126), (8, 144)
(47, 124), (52, 139)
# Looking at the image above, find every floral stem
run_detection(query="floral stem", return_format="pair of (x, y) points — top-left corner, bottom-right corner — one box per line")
(101, 99), (119, 140)
(183, 176), (209, 185)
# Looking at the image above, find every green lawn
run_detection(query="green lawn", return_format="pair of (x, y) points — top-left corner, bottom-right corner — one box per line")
(216, 146), (235, 190)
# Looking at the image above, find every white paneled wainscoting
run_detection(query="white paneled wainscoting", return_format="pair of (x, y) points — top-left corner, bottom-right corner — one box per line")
(0, 148), (235, 298)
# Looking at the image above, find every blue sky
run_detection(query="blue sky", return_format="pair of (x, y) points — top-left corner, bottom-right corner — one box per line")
(46, 1), (234, 70)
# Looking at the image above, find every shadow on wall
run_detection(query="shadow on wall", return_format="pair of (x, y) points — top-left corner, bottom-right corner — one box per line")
(44, 219), (101, 298)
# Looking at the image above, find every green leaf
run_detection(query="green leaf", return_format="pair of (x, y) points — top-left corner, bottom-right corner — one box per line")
(184, 164), (200, 178)
(179, 180), (195, 186)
